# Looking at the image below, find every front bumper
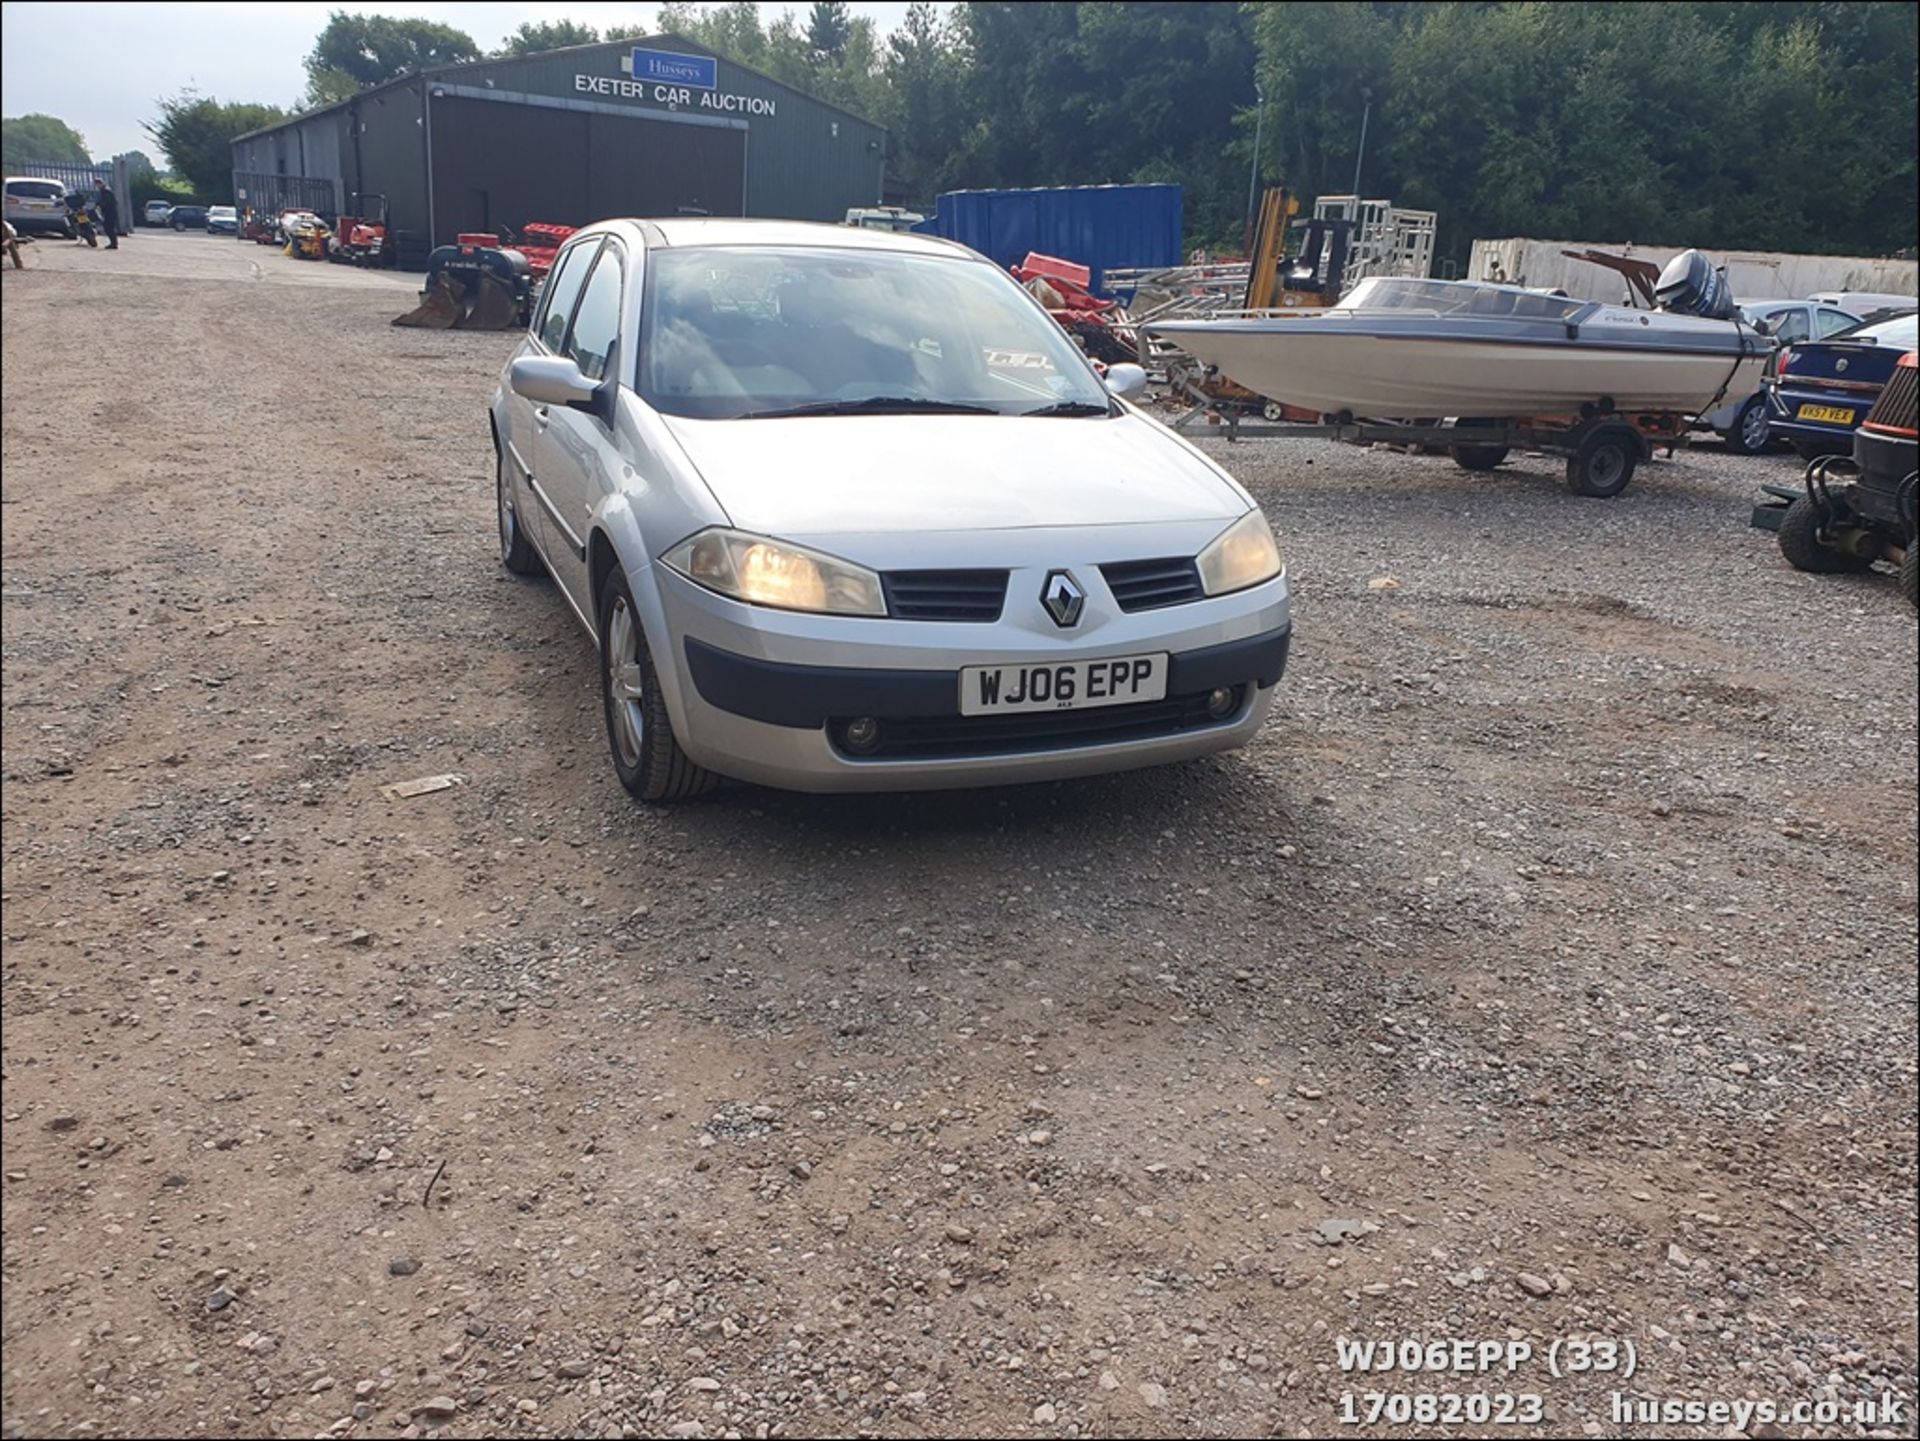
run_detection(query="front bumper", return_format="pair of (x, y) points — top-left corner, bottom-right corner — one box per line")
(651, 561), (1292, 793)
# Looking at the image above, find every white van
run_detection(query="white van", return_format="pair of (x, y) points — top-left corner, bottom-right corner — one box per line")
(1805, 291), (1916, 321)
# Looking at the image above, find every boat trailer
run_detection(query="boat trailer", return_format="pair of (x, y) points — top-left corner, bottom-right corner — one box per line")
(1166, 399), (1689, 498)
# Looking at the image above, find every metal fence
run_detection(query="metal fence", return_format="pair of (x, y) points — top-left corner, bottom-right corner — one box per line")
(231, 171), (340, 221)
(12, 158), (132, 234)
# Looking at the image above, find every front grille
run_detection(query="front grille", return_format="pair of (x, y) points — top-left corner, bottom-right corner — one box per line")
(1864, 361), (1918, 433)
(1101, 556), (1205, 611)
(829, 687), (1242, 761)
(882, 569), (1008, 622)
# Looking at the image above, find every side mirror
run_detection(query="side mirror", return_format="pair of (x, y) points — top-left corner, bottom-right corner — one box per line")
(1103, 362), (1148, 401)
(509, 355), (599, 409)
(1750, 317), (1771, 337)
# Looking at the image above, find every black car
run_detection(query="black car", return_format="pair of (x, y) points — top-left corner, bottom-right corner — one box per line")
(167, 204), (209, 230)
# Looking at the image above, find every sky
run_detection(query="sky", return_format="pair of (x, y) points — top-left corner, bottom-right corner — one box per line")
(0, 1), (940, 162)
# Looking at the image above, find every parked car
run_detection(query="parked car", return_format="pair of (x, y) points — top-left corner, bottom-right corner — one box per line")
(1767, 309), (1920, 458)
(207, 205), (239, 235)
(143, 199), (174, 227)
(1698, 300), (1861, 453)
(489, 219), (1292, 800)
(167, 204), (209, 230)
(4, 176), (72, 237)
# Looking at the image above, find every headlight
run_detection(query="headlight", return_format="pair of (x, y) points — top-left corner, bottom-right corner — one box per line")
(1197, 509), (1283, 595)
(662, 528), (886, 616)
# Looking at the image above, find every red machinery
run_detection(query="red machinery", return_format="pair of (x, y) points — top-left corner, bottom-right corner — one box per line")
(1011, 251), (1139, 364)
(513, 222), (577, 280)
(329, 194), (392, 267)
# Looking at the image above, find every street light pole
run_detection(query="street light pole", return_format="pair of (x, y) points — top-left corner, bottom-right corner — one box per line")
(1351, 87), (1372, 196)
(1245, 81), (1265, 252)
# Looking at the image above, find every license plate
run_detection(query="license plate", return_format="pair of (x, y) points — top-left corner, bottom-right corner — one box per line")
(1796, 403), (1854, 425)
(960, 653), (1168, 716)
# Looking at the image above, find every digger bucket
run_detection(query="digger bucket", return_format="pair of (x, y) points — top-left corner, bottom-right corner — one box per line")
(454, 272), (522, 330)
(391, 273), (464, 329)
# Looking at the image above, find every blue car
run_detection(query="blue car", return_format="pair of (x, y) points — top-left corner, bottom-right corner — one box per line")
(1767, 309), (1920, 458)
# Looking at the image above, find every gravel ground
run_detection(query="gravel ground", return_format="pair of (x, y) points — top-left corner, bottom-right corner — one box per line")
(3, 232), (1916, 1440)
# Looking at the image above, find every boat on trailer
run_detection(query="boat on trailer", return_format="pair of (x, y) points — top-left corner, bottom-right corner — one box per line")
(1146, 268), (1770, 420)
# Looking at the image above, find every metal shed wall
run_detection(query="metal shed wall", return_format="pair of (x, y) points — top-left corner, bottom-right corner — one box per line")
(232, 34), (888, 258)
(445, 39), (885, 223)
(230, 110), (348, 211)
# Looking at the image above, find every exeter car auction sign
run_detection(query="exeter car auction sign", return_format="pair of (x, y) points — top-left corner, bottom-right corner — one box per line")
(574, 47), (777, 117)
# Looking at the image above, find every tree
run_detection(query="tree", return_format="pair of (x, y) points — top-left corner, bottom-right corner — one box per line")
(144, 91), (287, 202)
(495, 19), (601, 57)
(114, 149), (158, 179)
(2, 113), (90, 169)
(883, 2), (970, 201)
(807, 1), (853, 61)
(301, 12), (481, 107)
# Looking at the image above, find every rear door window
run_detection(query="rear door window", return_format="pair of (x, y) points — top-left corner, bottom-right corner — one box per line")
(1814, 308), (1857, 337)
(536, 241), (598, 351)
(563, 245), (625, 383)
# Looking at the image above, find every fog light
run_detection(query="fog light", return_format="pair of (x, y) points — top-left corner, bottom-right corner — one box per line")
(842, 716), (883, 753)
(1205, 686), (1238, 719)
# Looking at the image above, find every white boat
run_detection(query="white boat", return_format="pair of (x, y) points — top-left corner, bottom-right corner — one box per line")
(1146, 275), (1770, 419)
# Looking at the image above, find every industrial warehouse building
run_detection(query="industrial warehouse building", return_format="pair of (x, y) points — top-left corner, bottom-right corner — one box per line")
(230, 35), (888, 266)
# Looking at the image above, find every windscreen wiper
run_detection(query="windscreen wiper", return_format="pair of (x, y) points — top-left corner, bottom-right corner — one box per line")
(1020, 400), (1115, 417)
(743, 397), (999, 419)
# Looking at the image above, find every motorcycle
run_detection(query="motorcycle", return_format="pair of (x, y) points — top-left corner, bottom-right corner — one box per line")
(65, 196), (98, 248)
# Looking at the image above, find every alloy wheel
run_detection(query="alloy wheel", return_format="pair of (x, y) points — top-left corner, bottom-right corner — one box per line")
(605, 597), (648, 768)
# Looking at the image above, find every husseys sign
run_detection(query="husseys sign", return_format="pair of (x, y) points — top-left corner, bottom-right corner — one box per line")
(573, 46), (777, 117)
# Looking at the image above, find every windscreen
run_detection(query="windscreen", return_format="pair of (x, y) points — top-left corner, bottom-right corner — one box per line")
(639, 246), (1112, 420)
(1341, 277), (1584, 322)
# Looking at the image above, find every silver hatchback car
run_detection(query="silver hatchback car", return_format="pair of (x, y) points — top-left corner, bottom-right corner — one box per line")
(489, 219), (1292, 800)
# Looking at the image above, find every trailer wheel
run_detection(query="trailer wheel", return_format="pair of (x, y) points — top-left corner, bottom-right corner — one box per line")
(1565, 428), (1638, 498)
(1776, 495), (1870, 574)
(1902, 543), (1919, 610)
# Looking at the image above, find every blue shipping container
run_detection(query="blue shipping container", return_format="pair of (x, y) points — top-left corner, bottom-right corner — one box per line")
(912, 184), (1182, 297)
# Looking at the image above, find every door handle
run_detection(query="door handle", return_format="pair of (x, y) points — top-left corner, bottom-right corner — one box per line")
(533, 405), (550, 428)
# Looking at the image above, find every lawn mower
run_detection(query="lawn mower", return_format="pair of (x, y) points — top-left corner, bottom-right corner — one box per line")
(329, 194), (391, 267)
(1754, 350), (1918, 608)
(284, 212), (330, 261)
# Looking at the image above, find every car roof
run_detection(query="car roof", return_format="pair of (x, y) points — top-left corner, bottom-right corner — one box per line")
(575, 216), (974, 260)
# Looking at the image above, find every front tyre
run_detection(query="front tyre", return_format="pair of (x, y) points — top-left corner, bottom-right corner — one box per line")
(597, 567), (718, 803)
(496, 448), (543, 575)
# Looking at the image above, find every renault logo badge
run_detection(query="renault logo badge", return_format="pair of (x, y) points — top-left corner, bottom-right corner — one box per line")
(1042, 570), (1085, 628)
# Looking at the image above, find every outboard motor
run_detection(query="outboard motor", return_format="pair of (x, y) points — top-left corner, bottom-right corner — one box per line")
(1654, 249), (1735, 321)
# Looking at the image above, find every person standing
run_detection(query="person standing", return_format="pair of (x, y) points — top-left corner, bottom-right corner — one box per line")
(94, 178), (120, 249)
